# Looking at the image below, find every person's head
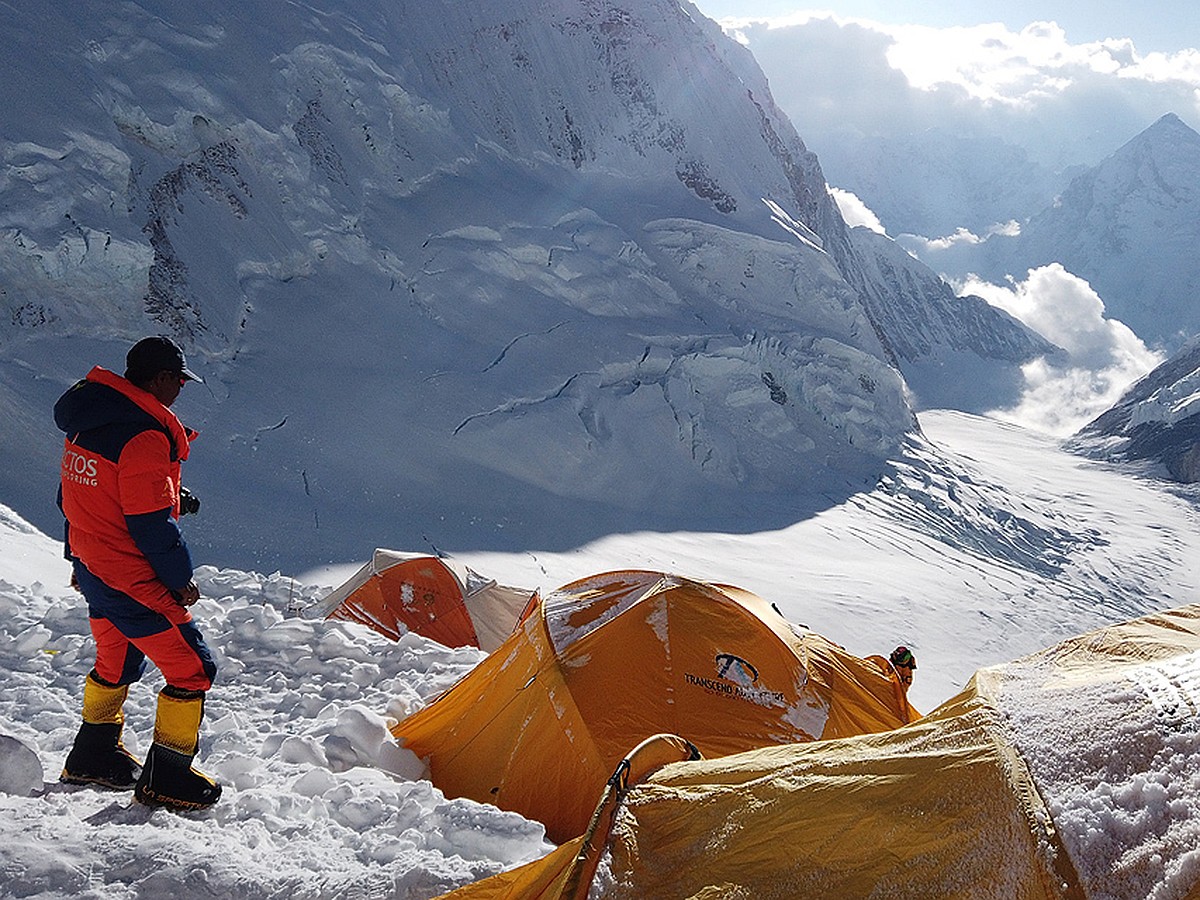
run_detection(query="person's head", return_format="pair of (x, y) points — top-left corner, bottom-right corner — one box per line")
(889, 645), (917, 688)
(124, 336), (203, 407)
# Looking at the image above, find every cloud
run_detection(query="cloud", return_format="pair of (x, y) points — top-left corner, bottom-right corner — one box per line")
(882, 20), (1200, 110)
(895, 223), (1020, 271)
(903, 226), (984, 253)
(730, 13), (1200, 107)
(727, 15), (1200, 168)
(828, 187), (886, 233)
(960, 265), (1163, 435)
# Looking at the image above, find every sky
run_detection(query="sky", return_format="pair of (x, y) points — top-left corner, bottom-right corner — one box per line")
(690, 0), (1200, 171)
(692, 1), (1200, 55)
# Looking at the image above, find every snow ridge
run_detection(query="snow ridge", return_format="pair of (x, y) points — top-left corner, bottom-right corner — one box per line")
(0, 0), (931, 569)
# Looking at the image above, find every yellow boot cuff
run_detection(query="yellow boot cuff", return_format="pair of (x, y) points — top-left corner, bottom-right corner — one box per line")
(153, 691), (205, 756)
(82, 673), (128, 726)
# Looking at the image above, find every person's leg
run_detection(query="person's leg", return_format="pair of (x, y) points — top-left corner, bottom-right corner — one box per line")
(131, 620), (221, 810)
(67, 562), (220, 807)
(135, 684), (221, 810)
(61, 568), (149, 790)
(134, 619), (216, 694)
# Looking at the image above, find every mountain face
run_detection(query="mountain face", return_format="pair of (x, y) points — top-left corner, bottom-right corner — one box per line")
(980, 114), (1200, 351)
(1071, 336), (1200, 483)
(0, 0), (1044, 570)
(843, 226), (1059, 411)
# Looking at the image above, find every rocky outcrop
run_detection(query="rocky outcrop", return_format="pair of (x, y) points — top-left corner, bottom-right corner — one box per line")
(1071, 335), (1200, 483)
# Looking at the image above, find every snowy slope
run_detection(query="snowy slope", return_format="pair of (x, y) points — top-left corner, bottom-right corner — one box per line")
(3, 410), (1200, 897)
(0, 0), (903, 571)
(843, 224), (1059, 412)
(1, 0), (1059, 574)
(1072, 335), (1200, 483)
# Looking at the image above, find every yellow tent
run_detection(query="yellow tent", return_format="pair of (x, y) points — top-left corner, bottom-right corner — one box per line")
(312, 549), (537, 652)
(440, 603), (1200, 900)
(392, 570), (917, 842)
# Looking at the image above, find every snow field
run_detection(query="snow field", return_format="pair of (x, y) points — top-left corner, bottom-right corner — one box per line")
(0, 537), (552, 899)
(2, 411), (1200, 897)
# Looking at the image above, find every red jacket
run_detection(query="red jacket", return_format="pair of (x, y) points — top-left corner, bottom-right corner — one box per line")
(55, 366), (197, 624)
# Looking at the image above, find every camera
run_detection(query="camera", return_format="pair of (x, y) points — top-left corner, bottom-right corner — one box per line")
(179, 486), (201, 516)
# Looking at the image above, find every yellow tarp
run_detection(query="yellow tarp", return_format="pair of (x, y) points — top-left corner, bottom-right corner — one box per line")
(441, 604), (1200, 899)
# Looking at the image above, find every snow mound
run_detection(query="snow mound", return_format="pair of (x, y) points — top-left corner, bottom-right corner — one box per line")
(0, 512), (553, 897)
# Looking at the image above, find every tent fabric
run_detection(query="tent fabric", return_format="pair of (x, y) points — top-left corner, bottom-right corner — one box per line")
(393, 570), (917, 842)
(440, 735), (702, 900)
(313, 549), (537, 652)
(439, 603), (1200, 900)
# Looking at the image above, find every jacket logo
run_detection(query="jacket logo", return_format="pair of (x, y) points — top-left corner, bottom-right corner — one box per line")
(62, 448), (99, 486)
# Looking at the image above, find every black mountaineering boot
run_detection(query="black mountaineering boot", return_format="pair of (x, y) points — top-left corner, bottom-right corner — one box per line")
(61, 722), (142, 790)
(61, 671), (142, 790)
(135, 743), (222, 810)
(133, 687), (221, 811)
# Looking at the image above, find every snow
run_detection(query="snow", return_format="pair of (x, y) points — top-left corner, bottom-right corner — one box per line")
(0, 522), (552, 898)
(4, 409), (1200, 897)
(997, 648), (1200, 899)
(0, 0), (922, 576)
(0, 736), (42, 798)
(1129, 371), (1200, 429)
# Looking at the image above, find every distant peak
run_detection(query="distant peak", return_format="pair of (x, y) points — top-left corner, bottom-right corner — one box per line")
(1110, 111), (1200, 158)
(1142, 112), (1200, 141)
(1151, 112), (1188, 129)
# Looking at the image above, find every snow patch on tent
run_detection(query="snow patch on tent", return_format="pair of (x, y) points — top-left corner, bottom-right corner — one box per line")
(646, 596), (670, 649)
(543, 572), (662, 651)
(781, 692), (830, 740)
(997, 645), (1200, 899)
(1131, 649), (1200, 726)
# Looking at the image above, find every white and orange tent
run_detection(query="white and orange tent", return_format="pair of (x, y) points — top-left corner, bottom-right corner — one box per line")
(313, 550), (537, 652)
(392, 569), (917, 842)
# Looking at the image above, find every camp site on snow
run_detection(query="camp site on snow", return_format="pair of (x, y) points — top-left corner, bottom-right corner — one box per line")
(318, 549), (1200, 899)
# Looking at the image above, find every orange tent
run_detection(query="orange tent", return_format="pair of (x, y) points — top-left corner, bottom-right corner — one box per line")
(313, 550), (537, 652)
(392, 570), (917, 842)
(439, 603), (1200, 900)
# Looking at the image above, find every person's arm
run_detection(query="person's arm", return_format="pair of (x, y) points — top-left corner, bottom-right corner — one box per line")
(56, 484), (72, 561)
(118, 430), (195, 592)
(125, 507), (194, 590)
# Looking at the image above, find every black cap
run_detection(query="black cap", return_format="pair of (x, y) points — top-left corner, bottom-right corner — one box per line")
(890, 646), (916, 669)
(125, 336), (203, 384)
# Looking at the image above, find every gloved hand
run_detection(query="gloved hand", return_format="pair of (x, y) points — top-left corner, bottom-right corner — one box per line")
(174, 581), (201, 607)
(179, 487), (201, 516)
